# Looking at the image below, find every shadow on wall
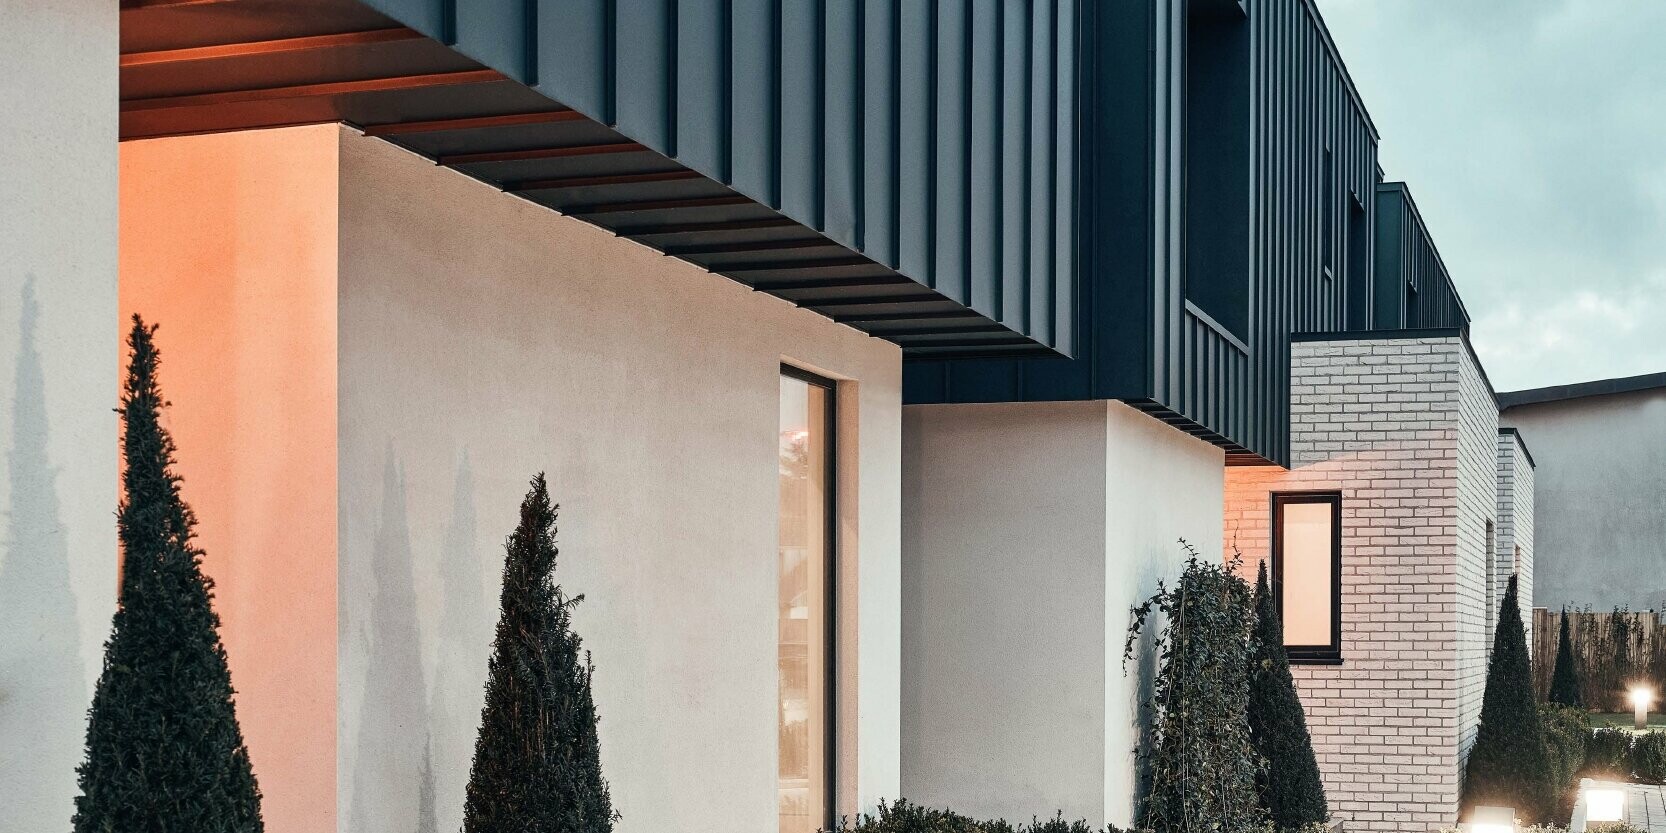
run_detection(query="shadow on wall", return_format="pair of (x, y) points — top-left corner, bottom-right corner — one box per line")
(0, 278), (87, 833)
(431, 452), (486, 831)
(349, 450), (434, 833)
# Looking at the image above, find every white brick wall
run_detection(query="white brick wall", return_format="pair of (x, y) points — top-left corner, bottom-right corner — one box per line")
(1223, 336), (1501, 833)
(1496, 432), (1535, 640)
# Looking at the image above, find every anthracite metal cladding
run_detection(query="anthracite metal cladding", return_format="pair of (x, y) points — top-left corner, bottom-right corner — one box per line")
(357, 0), (1080, 358)
(1372, 182), (1470, 331)
(906, 0), (1380, 467)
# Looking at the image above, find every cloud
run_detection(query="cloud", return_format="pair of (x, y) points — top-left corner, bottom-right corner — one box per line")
(1316, 0), (1666, 391)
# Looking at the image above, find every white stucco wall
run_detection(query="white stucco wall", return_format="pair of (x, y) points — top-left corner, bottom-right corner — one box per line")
(336, 129), (903, 833)
(0, 2), (118, 829)
(900, 401), (1224, 827)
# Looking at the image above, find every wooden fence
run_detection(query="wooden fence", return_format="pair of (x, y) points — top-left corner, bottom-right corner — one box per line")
(1532, 608), (1666, 711)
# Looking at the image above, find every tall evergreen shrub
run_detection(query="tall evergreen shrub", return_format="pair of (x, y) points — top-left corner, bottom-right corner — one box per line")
(1248, 560), (1328, 827)
(1547, 611), (1582, 708)
(1126, 543), (1266, 833)
(463, 474), (612, 833)
(1462, 574), (1552, 821)
(73, 316), (263, 832)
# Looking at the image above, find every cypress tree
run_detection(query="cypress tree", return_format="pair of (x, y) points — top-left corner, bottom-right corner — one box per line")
(1248, 560), (1328, 826)
(1547, 611), (1582, 708)
(73, 316), (263, 832)
(1462, 574), (1552, 822)
(463, 474), (612, 833)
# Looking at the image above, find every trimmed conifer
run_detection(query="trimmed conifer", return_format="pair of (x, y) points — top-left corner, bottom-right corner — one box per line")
(1248, 560), (1328, 826)
(1547, 611), (1582, 708)
(1462, 574), (1552, 822)
(463, 474), (612, 833)
(73, 316), (263, 832)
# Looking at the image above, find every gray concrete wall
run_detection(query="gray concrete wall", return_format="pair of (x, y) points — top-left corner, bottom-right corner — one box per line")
(0, 1), (119, 829)
(337, 129), (904, 833)
(1500, 388), (1666, 612)
(901, 401), (1223, 827)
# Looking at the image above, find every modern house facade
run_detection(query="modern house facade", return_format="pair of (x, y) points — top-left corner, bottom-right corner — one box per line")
(1500, 373), (1665, 613)
(0, 3), (1541, 833)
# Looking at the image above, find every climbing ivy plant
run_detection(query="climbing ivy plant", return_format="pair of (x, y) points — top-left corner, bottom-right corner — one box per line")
(1125, 542), (1266, 833)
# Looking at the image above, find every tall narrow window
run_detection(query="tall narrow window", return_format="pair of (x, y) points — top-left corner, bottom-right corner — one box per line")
(778, 367), (835, 833)
(1272, 492), (1343, 664)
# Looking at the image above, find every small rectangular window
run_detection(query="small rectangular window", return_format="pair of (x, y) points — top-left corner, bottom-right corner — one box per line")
(778, 367), (836, 833)
(1272, 492), (1342, 664)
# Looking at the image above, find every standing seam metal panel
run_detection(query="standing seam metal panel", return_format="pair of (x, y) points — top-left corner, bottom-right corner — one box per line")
(357, 0), (1079, 355)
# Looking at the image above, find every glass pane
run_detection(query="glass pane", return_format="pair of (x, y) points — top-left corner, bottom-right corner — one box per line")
(1282, 501), (1334, 647)
(779, 375), (830, 833)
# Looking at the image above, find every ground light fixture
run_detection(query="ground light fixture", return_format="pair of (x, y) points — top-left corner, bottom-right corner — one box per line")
(1632, 686), (1655, 730)
(1583, 784), (1627, 824)
(1468, 805), (1516, 833)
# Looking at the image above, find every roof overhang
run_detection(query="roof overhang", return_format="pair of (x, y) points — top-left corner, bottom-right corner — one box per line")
(120, 0), (1078, 359)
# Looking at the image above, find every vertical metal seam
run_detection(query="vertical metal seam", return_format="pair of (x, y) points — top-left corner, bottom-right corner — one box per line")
(440, 0), (456, 44)
(604, 0), (617, 124)
(890, 0), (901, 268)
(721, 0), (733, 183)
(926, 0), (938, 289)
(992, 0), (1004, 323)
(666, 0), (679, 158)
(523, 0), (539, 84)
(815, 0), (826, 230)
(771, 0), (782, 206)
(854, 0), (866, 249)
(961, 0), (973, 305)
(1046, 0), (1058, 348)
(1021, 0), (1033, 336)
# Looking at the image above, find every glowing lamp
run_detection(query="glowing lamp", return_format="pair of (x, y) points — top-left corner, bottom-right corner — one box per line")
(1632, 686), (1655, 730)
(1585, 787), (1626, 823)
(1469, 805), (1515, 833)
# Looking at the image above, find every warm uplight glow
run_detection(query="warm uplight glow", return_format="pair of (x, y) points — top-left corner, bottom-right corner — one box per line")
(1631, 687), (1655, 709)
(1586, 787), (1626, 822)
(1470, 805), (1516, 833)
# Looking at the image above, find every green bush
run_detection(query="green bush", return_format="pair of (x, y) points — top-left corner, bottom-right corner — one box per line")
(1538, 705), (1589, 817)
(1584, 728), (1634, 778)
(1248, 561), (1328, 827)
(1126, 545), (1266, 833)
(823, 801), (1119, 833)
(1462, 575), (1553, 822)
(1632, 732), (1666, 783)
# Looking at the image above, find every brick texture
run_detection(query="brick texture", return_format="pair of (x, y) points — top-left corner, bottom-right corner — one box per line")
(1223, 337), (1500, 832)
(1496, 432), (1535, 640)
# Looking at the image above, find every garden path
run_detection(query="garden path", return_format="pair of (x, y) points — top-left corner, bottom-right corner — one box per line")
(1578, 780), (1666, 833)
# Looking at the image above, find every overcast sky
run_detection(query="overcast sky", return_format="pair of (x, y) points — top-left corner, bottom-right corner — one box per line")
(1314, 0), (1666, 392)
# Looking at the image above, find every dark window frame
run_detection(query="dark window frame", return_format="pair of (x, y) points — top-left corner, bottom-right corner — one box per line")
(1271, 491), (1344, 665)
(779, 363), (838, 829)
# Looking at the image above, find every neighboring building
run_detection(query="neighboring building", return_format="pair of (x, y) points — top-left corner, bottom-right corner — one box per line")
(0, 3), (1537, 833)
(1500, 373), (1666, 612)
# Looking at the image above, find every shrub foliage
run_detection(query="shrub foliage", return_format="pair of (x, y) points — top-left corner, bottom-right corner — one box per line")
(1546, 612), (1582, 708)
(824, 800), (1118, 833)
(463, 474), (613, 833)
(1632, 733), (1666, 784)
(1247, 561), (1328, 827)
(1462, 574), (1552, 821)
(1584, 728), (1635, 779)
(1126, 543), (1266, 833)
(73, 317), (264, 833)
(1538, 705), (1588, 816)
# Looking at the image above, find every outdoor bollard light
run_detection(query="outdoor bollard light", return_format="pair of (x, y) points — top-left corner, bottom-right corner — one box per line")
(1469, 805), (1516, 833)
(1632, 686), (1655, 730)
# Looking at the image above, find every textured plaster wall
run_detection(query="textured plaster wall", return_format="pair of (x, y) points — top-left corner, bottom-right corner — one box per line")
(1222, 336), (1500, 833)
(118, 126), (342, 833)
(1500, 388), (1666, 612)
(336, 128), (904, 833)
(901, 401), (1224, 827)
(0, 1), (118, 829)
